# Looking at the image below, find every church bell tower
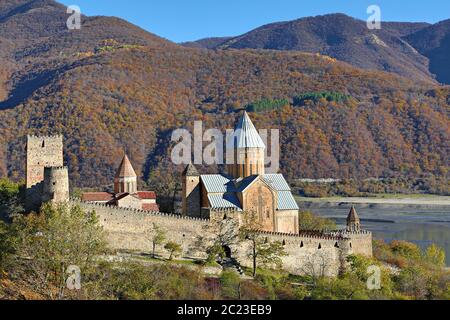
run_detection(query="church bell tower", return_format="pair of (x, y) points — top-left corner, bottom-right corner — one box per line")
(114, 154), (137, 194)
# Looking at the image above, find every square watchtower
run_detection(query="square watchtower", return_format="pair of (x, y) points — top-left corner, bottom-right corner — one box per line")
(26, 135), (64, 210)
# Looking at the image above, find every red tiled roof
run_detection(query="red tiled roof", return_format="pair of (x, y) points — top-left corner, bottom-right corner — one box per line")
(137, 191), (157, 200)
(142, 203), (159, 211)
(81, 192), (114, 202)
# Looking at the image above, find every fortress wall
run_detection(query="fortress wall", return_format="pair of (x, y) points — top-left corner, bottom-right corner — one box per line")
(70, 200), (210, 258)
(68, 200), (371, 276)
(344, 231), (373, 257)
(232, 231), (351, 277)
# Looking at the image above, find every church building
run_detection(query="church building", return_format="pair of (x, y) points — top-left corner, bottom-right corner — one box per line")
(82, 154), (159, 211)
(182, 112), (299, 234)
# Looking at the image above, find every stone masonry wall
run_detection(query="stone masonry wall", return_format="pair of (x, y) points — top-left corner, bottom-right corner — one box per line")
(344, 231), (373, 257)
(71, 199), (209, 259)
(26, 135), (63, 210)
(232, 231), (353, 277)
(69, 200), (372, 276)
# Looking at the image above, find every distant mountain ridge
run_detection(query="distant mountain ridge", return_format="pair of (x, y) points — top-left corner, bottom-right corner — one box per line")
(0, 0), (448, 188)
(183, 14), (450, 84)
(405, 19), (450, 83)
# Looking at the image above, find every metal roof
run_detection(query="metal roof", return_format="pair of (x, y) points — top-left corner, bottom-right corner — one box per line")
(200, 174), (233, 193)
(235, 175), (259, 192)
(228, 111), (266, 149)
(277, 191), (300, 210)
(201, 173), (298, 211)
(262, 174), (291, 191)
(207, 193), (242, 211)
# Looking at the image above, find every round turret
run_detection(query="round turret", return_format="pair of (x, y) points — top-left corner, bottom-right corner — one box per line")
(42, 166), (70, 203)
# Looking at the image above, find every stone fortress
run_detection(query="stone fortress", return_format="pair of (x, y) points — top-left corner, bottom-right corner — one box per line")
(25, 112), (372, 277)
(26, 135), (68, 211)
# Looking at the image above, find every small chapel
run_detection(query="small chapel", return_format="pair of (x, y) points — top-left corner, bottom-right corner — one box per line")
(82, 154), (159, 211)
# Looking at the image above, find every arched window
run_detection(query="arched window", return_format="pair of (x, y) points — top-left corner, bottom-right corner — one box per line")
(318, 243), (322, 249)
(300, 241), (304, 248)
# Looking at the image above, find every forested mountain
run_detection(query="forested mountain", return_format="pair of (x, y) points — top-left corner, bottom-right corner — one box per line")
(184, 14), (450, 84)
(0, 0), (448, 189)
(405, 19), (450, 84)
(181, 37), (233, 49)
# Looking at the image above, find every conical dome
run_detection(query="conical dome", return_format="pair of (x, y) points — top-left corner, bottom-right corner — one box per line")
(346, 206), (361, 232)
(233, 111), (266, 149)
(115, 154), (137, 178)
(183, 163), (199, 176)
(114, 154), (137, 194)
(227, 112), (266, 178)
(347, 206), (360, 223)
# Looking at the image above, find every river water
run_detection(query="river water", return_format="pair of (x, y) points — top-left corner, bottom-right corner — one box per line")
(299, 203), (450, 265)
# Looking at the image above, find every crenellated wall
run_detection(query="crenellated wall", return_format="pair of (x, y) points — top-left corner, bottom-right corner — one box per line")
(343, 231), (373, 257)
(68, 199), (372, 276)
(232, 230), (355, 277)
(70, 199), (210, 258)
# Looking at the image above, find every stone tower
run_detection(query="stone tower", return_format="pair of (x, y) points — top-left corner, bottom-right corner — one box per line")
(114, 154), (137, 194)
(26, 135), (64, 210)
(182, 164), (201, 217)
(42, 166), (70, 203)
(346, 206), (361, 232)
(227, 112), (266, 179)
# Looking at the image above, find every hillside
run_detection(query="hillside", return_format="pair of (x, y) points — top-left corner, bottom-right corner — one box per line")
(181, 37), (233, 49)
(0, 0), (448, 190)
(406, 19), (450, 84)
(184, 14), (437, 83)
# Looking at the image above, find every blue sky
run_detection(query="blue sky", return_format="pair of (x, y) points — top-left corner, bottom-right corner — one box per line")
(59, 0), (450, 42)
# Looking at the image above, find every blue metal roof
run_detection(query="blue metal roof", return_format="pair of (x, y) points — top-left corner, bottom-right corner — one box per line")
(200, 174), (232, 193)
(262, 174), (291, 191)
(201, 173), (298, 211)
(207, 193), (242, 211)
(277, 191), (300, 210)
(235, 175), (259, 192)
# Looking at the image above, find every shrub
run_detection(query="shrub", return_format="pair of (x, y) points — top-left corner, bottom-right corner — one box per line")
(164, 241), (182, 260)
(219, 270), (241, 299)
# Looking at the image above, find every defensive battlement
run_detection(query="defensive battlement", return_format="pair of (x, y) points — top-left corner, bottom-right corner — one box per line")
(44, 166), (68, 172)
(69, 198), (209, 222)
(257, 229), (349, 241)
(27, 134), (63, 141)
(334, 229), (372, 236)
